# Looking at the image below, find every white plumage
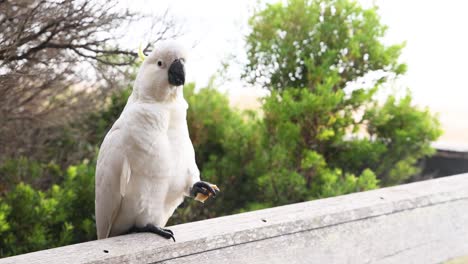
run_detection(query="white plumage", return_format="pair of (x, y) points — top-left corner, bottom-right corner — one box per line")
(95, 41), (202, 239)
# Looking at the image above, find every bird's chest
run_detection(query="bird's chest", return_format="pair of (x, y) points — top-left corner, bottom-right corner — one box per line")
(167, 102), (191, 165)
(127, 102), (193, 196)
(166, 124), (192, 191)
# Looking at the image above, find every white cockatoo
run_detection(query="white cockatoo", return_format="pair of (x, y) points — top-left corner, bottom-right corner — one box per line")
(95, 41), (219, 241)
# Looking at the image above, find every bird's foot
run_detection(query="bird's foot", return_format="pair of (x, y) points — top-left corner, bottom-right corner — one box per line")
(191, 181), (220, 203)
(161, 227), (174, 236)
(127, 224), (175, 242)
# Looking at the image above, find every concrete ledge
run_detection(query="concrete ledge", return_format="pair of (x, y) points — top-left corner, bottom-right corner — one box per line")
(2, 174), (468, 264)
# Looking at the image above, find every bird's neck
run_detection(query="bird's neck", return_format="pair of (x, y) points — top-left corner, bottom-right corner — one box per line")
(125, 86), (187, 111)
(132, 84), (184, 104)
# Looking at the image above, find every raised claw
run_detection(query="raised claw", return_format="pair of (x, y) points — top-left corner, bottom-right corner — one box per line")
(191, 181), (220, 202)
(191, 181), (218, 197)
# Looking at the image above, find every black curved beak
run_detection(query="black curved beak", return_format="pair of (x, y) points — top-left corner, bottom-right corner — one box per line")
(168, 58), (185, 86)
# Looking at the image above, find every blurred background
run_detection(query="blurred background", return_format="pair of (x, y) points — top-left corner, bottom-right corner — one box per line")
(0, 0), (466, 257)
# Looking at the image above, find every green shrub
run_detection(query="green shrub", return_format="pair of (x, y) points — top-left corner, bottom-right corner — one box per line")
(0, 157), (62, 195)
(252, 86), (383, 207)
(238, 0), (442, 208)
(0, 160), (95, 257)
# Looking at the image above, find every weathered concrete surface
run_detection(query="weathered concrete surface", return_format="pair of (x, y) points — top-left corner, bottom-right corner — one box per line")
(2, 173), (468, 264)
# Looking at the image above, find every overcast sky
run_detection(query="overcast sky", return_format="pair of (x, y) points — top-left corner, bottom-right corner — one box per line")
(125, 0), (468, 144)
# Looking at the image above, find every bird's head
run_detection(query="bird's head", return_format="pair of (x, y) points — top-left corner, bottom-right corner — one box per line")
(134, 41), (187, 102)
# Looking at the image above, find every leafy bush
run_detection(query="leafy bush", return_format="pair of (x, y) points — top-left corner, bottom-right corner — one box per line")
(253, 85), (382, 207)
(364, 95), (442, 185)
(245, 0), (406, 90)
(0, 157), (62, 195)
(242, 0), (442, 208)
(0, 160), (95, 257)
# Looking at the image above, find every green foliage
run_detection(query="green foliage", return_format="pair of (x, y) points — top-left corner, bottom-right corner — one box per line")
(0, 160), (95, 257)
(246, 0), (406, 91)
(365, 95), (442, 185)
(254, 86), (382, 206)
(0, 157), (62, 195)
(242, 0), (442, 207)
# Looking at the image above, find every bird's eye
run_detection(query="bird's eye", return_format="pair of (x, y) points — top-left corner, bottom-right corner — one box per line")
(157, 61), (162, 67)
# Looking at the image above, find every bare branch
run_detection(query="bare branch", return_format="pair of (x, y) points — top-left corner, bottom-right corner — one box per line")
(0, 0), (182, 162)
